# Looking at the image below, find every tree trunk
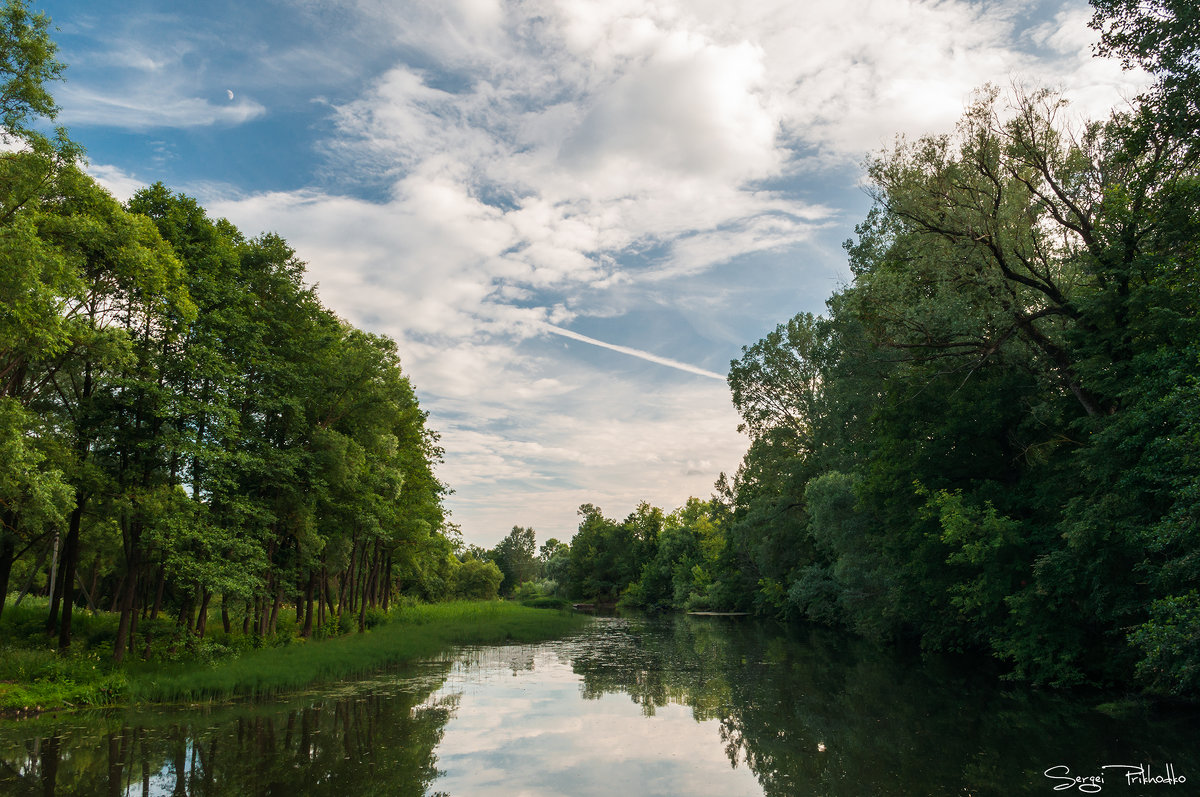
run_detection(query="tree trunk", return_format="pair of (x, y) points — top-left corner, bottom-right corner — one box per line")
(150, 563), (166, 621)
(58, 500), (85, 650)
(196, 588), (212, 638)
(317, 568), (327, 631)
(268, 589), (282, 636)
(366, 541), (381, 609)
(88, 556), (100, 607)
(341, 541), (358, 617)
(0, 527), (14, 621)
(109, 574), (125, 612)
(358, 566), (368, 633)
(301, 571), (315, 638)
(75, 568), (97, 612)
(183, 589), (196, 633)
(254, 595), (265, 637)
(381, 553), (392, 612)
(113, 530), (143, 663)
(45, 530), (61, 631)
(13, 541), (50, 609)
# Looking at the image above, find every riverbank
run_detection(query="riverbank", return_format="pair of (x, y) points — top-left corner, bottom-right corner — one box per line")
(0, 601), (588, 715)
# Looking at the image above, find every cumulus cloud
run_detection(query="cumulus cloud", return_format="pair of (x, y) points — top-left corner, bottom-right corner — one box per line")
(87, 162), (146, 203)
(193, 0), (1150, 544)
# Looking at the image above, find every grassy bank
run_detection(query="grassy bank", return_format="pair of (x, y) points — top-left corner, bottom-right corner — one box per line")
(0, 600), (588, 713)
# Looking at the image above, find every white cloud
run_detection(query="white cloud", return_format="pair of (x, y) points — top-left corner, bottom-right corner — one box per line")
(200, 0), (1149, 545)
(60, 88), (265, 129)
(430, 649), (763, 796)
(86, 162), (146, 203)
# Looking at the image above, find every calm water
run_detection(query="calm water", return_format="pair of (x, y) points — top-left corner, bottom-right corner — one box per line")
(2, 615), (1198, 796)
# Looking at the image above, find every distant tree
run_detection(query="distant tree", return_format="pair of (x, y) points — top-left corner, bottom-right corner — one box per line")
(490, 525), (537, 596)
(539, 537), (568, 562)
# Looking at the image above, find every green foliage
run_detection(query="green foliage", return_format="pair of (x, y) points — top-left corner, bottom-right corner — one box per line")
(1090, 0), (1199, 141)
(452, 556), (503, 600)
(490, 525), (538, 595)
(1128, 592), (1200, 698)
(513, 578), (559, 601)
(0, 42), (451, 650)
(0, 0), (65, 142)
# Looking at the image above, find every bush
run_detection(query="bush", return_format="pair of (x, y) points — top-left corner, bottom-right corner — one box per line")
(513, 579), (559, 601)
(363, 606), (388, 629)
(1129, 592), (1200, 698)
(520, 596), (570, 609)
(453, 558), (502, 600)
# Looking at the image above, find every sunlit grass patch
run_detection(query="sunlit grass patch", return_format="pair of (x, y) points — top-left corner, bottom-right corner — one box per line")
(127, 601), (587, 704)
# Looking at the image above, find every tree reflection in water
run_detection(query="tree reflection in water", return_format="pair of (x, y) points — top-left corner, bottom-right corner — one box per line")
(0, 662), (456, 796)
(2, 618), (1198, 796)
(566, 616), (1200, 797)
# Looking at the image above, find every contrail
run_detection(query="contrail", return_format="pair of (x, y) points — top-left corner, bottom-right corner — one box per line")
(544, 324), (726, 381)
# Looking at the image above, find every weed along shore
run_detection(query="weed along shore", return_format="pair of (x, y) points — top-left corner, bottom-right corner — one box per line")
(0, 601), (588, 715)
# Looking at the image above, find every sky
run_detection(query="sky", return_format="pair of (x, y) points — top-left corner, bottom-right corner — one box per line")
(35, 0), (1147, 547)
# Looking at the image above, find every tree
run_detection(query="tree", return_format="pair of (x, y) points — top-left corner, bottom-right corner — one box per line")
(453, 556), (503, 600)
(728, 313), (827, 442)
(490, 525), (537, 596)
(539, 537), (568, 563)
(1090, 0), (1200, 143)
(31, 168), (191, 653)
(0, 0), (63, 142)
(0, 0), (79, 622)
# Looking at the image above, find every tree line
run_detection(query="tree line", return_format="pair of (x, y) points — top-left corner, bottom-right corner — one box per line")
(552, 0), (1200, 698)
(0, 0), (470, 659)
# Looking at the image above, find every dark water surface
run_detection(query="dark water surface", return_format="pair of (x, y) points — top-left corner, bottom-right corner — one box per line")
(2, 615), (1197, 795)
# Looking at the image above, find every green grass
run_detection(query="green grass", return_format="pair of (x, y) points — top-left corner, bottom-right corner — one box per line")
(0, 600), (588, 712)
(0, 600), (128, 713)
(129, 601), (586, 703)
(0, 644), (128, 714)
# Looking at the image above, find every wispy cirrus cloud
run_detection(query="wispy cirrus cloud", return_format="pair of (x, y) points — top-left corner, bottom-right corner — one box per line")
(60, 88), (265, 129)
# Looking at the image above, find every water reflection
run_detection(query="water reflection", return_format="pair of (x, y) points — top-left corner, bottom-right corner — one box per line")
(1, 616), (1198, 796)
(427, 641), (762, 796)
(0, 663), (455, 796)
(567, 617), (1200, 795)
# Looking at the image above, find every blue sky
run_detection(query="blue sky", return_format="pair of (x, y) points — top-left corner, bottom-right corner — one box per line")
(37, 0), (1146, 546)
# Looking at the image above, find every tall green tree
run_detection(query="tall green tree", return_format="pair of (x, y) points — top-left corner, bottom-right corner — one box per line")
(491, 525), (537, 596)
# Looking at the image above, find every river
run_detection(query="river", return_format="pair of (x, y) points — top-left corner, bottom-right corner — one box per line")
(1, 614), (1197, 795)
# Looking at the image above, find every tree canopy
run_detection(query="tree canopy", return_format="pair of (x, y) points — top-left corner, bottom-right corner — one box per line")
(0, 0), (454, 656)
